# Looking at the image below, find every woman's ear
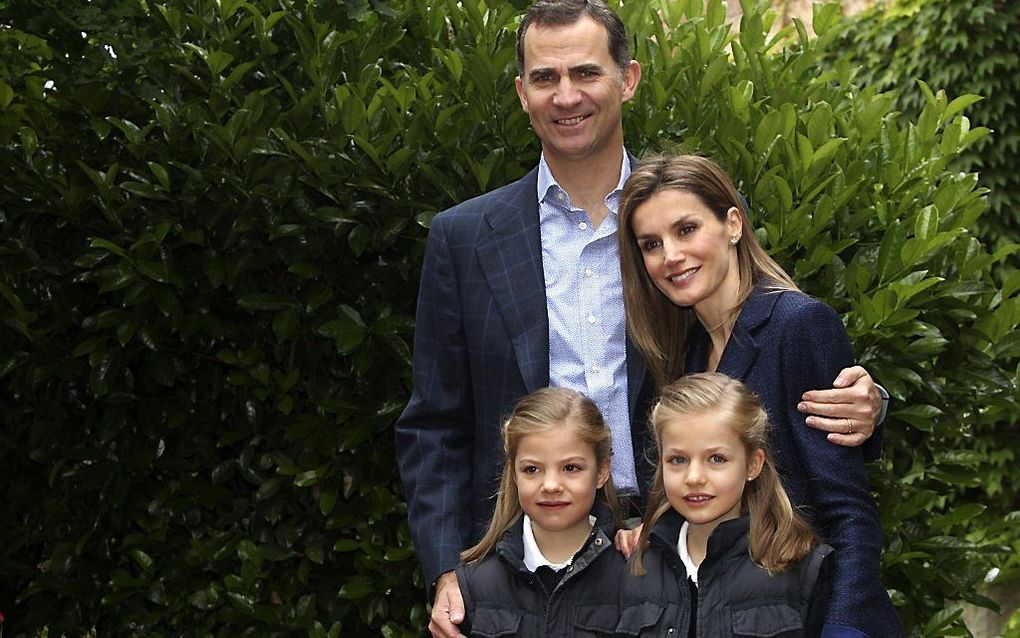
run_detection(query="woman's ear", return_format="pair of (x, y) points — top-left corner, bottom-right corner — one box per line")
(726, 206), (742, 243)
(747, 449), (765, 481)
(596, 458), (611, 489)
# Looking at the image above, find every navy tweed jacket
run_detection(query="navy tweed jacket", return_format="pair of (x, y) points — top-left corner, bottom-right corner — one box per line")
(685, 285), (903, 637)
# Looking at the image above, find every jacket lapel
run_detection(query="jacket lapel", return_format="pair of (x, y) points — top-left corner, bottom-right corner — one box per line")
(475, 168), (550, 393)
(716, 287), (782, 381)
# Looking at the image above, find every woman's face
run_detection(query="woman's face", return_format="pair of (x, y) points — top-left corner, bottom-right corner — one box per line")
(629, 189), (742, 315)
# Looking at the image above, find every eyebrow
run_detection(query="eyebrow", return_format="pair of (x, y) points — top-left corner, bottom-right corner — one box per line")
(527, 63), (605, 82)
(517, 456), (588, 465)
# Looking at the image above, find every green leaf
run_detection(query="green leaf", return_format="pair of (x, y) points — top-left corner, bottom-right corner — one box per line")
(0, 79), (14, 109)
(316, 306), (367, 354)
(237, 293), (299, 312)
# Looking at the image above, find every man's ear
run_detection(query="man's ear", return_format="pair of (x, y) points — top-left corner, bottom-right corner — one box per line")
(747, 449), (765, 481)
(515, 75), (529, 113)
(596, 458), (611, 489)
(621, 60), (641, 103)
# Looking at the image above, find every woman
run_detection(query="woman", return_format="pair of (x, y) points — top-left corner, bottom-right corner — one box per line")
(617, 155), (902, 637)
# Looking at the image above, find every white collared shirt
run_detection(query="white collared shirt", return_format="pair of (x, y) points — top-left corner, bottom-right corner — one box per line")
(677, 520), (700, 585)
(522, 513), (597, 573)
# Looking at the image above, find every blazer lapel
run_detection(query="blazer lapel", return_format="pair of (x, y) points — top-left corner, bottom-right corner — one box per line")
(716, 287), (782, 381)
(475, 168), (550, 392)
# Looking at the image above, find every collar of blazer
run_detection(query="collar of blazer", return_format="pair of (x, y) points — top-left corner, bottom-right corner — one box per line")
(688, 283), (786, 381)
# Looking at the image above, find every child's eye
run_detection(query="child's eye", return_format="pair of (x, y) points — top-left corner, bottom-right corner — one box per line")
(667, 455), (687, 465)
(564, 463), (582, 472)
(520, 465), (540, 474)
(709, 454), (727, 464)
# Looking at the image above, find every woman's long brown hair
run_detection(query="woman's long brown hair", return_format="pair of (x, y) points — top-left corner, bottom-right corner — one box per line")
(617, 154), (799, 387)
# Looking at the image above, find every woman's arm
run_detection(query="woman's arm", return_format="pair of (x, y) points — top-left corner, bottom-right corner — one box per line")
(775, 296), (903, 637)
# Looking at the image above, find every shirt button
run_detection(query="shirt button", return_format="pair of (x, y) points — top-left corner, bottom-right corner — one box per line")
(584, 268), (593, 277)
(595, 537), (603, 546)
(566, 565), (573, 572)
(591, 364), (601, 373)
(578, 221), (588, 231)
(587, 314), (596, 324)
(668, 629), (674, 634)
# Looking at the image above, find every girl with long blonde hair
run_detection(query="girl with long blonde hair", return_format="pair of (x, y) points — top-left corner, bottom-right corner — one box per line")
(455, 387), (624, 636)
(620, 373), (832, 636)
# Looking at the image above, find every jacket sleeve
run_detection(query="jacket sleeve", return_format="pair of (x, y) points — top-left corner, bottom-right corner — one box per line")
(455, 564), (475, 634)
(776, 298), (902, 636)
(394, 215), (475, 593)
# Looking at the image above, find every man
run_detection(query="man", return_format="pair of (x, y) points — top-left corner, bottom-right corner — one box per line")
(395, 2), (885, 636)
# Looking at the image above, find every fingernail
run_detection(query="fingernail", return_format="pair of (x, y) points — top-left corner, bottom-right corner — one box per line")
(797, 402), (806, 411)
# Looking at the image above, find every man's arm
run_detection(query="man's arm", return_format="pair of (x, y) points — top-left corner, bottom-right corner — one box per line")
(798, 365), (886, 458)
(428, 571), (466, 638)
(394, 216), (474, 606)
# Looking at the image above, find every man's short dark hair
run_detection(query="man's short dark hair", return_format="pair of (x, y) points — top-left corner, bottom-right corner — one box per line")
(516, 0), (631, 74)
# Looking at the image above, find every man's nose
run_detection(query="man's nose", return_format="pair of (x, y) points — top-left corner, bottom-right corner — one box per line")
(553, 77), (582, 109)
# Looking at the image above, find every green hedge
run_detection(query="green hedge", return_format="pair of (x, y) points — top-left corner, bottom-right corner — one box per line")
(828, 0), (1020, 250)
(0, 0), (1016, 635)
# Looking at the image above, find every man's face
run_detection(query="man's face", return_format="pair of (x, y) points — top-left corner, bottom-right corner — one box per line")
(515, 16), (640, 166)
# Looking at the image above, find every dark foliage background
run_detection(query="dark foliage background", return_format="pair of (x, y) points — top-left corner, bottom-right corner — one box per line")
(1, 0), (1016, 636)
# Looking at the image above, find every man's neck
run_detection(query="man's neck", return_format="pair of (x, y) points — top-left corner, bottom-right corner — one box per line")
(544, 145), (625, 228)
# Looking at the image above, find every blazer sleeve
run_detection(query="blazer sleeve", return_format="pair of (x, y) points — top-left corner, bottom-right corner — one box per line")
(394, 214), (475, 592)
(775, 298), (902, 636)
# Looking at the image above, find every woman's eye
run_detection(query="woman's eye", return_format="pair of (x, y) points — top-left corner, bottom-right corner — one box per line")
(640, 239), (661, 251)
(678, 223), (697, 236)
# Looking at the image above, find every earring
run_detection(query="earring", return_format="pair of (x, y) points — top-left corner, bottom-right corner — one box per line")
(730, 236), (739, 245)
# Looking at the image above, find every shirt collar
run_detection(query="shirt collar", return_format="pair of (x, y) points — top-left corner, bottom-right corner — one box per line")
(522, 513), (596, 573)
(536, 150), (632, 212)
(676, 520), (700, 584)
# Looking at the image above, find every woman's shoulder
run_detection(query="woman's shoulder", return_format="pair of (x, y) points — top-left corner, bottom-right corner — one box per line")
(751, 285), (842, 333)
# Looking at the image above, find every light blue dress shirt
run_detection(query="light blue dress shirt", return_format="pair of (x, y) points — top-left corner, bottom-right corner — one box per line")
(537, 152), (637, 494)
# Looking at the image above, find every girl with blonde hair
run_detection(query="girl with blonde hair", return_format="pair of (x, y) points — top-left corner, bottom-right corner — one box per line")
(455, 387), (624, 636)
(620, 373), (832, 636)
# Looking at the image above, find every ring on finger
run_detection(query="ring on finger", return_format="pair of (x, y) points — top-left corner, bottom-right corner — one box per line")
(845, 417), (853, 435)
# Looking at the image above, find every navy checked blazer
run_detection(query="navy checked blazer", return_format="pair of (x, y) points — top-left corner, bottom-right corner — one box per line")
(685, 285), (903, 638)
(394, 166), (655, 590)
